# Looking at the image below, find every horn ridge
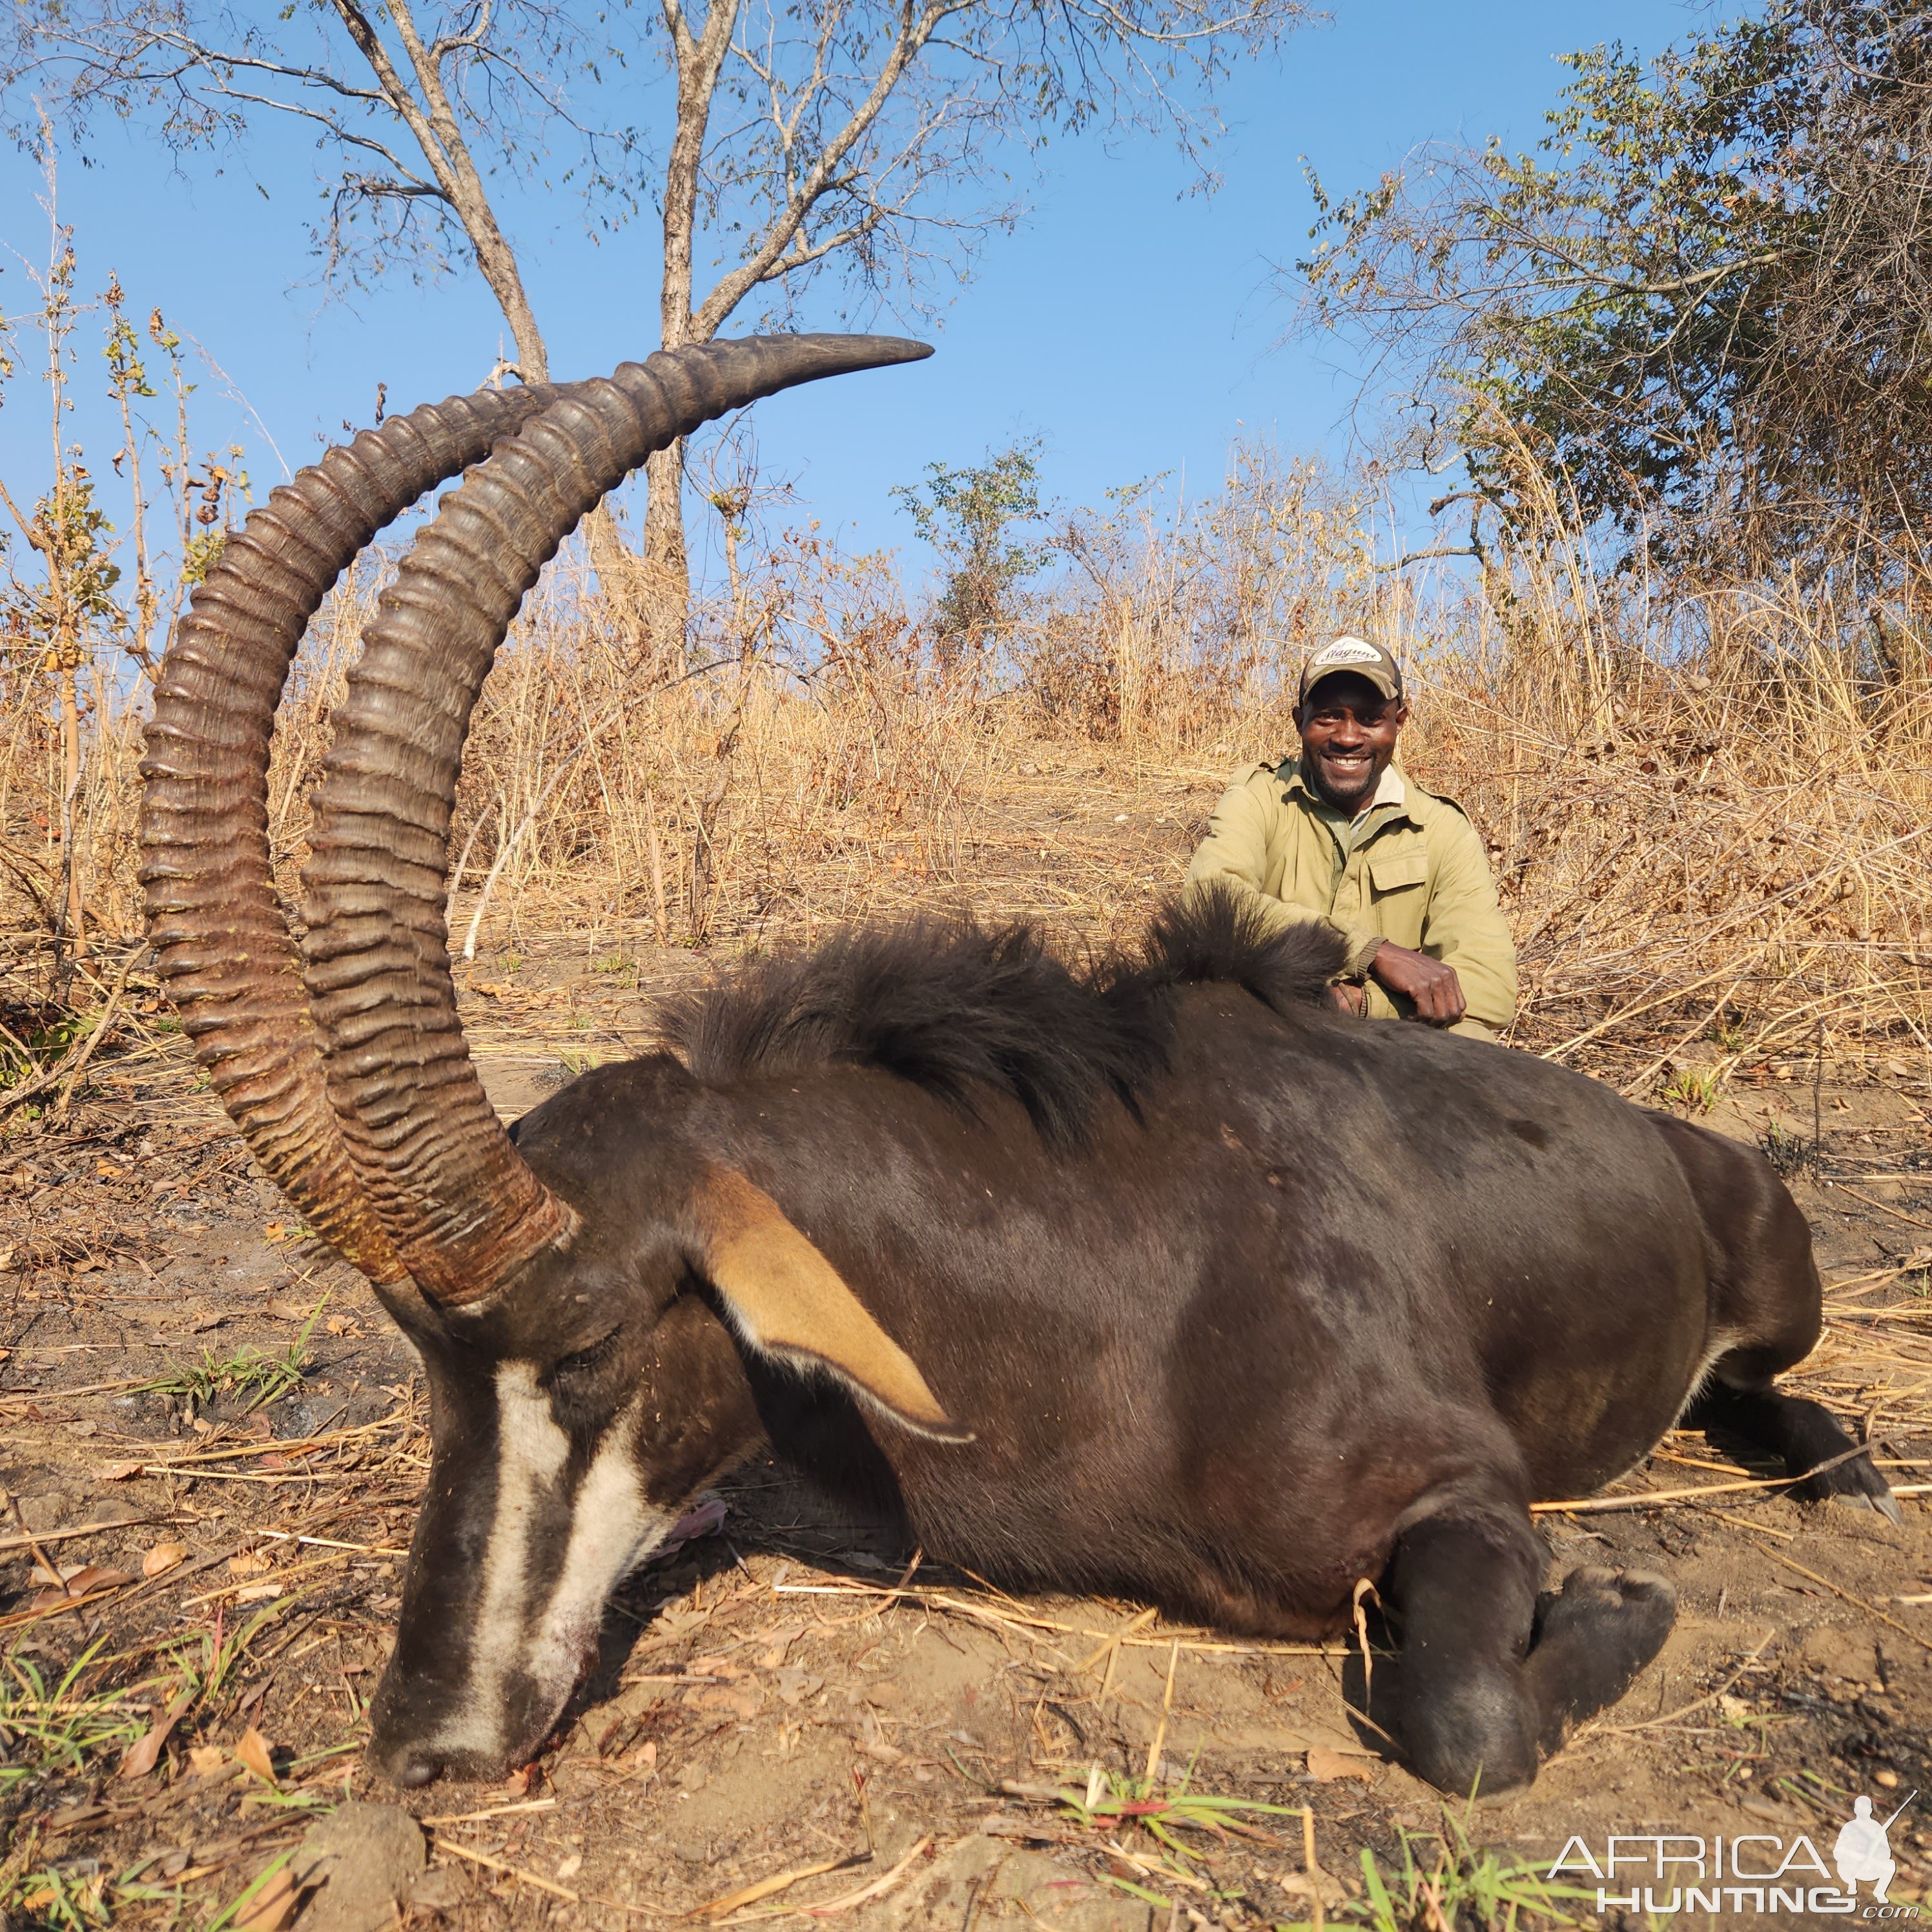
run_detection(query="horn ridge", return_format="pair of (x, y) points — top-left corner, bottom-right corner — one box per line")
(139, 382), (574, 1284)
(301, 335), (933, 1302)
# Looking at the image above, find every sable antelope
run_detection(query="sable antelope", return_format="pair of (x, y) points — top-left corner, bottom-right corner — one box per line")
(140, 336), (1894, 1795)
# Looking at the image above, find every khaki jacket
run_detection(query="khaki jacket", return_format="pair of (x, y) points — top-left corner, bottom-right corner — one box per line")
(1184, 757), (1517, 1037)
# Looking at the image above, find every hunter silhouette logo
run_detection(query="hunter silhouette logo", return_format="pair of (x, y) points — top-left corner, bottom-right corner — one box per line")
(1836, 1791), (1915, 1904)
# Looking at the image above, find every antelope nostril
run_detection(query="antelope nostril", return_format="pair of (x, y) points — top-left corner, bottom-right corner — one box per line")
(396, 1754), (442, 1788)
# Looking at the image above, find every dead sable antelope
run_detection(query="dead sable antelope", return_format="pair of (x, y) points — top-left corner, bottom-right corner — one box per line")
(141, 335), (1895, 1797)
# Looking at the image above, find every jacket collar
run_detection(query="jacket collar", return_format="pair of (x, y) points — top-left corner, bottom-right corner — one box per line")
(1278, 755), (1413, 822)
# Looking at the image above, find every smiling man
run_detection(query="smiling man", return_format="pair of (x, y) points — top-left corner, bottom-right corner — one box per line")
(1185, 635), (1516, 1040)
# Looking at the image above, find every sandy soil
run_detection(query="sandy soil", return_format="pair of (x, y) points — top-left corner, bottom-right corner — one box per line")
(2, 942), (1930, 1932)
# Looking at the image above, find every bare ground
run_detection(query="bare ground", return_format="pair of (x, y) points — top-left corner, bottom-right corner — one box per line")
(3, 887), (1931, 1930)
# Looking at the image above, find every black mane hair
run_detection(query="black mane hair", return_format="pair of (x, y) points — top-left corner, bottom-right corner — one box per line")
(663, 885), (1345, 1147)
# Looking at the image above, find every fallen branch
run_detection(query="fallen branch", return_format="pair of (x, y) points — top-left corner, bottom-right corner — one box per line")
(1594, 1632), (1778, 1734)
(796, 1836), (930, 1919)
(1534, 1443), (1872, 1514)
(431, 1836), (581, 1903)
(1774, 1553), (1932, 1654)
(695, 1853), (868, 1919)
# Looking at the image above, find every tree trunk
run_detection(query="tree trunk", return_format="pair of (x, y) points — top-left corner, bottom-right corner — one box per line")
(56, 659), (85, 978)
(640, 441), (691, 670)
(644, 0), (739, 670)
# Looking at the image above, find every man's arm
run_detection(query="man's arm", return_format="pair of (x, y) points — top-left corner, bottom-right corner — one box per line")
(1368, 941), (1467, 1024)
(1355, 810), (1514, 1032)
(1414, 808), (1517, 1030)
(1184, 770), (1383, 975)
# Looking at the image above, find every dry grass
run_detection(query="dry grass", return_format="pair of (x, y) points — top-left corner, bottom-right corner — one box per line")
(2, 321), (1929, 1116)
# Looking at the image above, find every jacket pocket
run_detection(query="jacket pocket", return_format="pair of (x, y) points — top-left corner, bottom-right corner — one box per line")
(1368, 850), (1428, 895)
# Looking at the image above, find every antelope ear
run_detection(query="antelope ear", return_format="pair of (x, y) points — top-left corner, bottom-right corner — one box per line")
(690, 1167), (968, 1442)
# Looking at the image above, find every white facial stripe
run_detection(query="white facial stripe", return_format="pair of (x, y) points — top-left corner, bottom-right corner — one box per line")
(429, 1366), (668, 1762)
(430, 1361), (573, 1758)
(529, 1406), (672, 1698)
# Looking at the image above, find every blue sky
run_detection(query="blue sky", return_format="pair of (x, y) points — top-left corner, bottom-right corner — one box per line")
(0, 1), (1699, 586)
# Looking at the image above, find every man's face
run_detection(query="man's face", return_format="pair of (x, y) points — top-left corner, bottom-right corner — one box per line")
(1295, 672), (1406, 814)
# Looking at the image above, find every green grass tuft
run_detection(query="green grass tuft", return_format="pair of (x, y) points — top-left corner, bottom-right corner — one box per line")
(1340, 1813), (1595, 1932)
(140, 1300), (325, 1419)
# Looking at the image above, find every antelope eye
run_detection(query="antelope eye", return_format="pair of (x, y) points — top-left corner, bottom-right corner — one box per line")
(548, 1330), (621, 1386)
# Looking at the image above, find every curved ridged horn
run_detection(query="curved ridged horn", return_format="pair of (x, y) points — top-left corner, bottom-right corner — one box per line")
(302, 334), (932, 1304)
(139, 383), (577, 1282)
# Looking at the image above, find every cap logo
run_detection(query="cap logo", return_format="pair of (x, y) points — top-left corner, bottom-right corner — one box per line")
(1309, 638), (1383, 670)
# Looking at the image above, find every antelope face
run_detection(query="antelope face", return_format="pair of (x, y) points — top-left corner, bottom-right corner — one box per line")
(360, 1119), (957, 1785)
(364, 1268), (699, 1785)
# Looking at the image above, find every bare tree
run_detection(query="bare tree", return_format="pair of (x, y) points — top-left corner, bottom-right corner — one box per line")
(3, 3), (599, 381)
(8, 0), (1308, 646)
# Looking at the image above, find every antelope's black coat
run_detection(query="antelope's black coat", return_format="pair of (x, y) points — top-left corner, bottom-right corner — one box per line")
(376, 889), (1861, 1793)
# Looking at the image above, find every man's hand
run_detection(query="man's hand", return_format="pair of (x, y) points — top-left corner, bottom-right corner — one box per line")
(1368, 941), (1466, 1026)
(1328, 981), (1366, 1018)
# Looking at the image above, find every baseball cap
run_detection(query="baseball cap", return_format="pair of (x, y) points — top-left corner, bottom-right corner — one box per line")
(1297, 635), (1403, 706)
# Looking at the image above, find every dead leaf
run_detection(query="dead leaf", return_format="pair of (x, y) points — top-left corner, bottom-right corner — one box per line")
(143, 1542), (187, 1579)
(687, 1683), (764, 1720)
(1275, 1870), (1351, 1906)
(688, 1656), (745, 1680)
(774, 1667), (823, 1707)
(235, 1582), (284, 1604)
(25, 1565), (132, 1612)
(502, 1764), (533, 1798)
(67, 1564), (130, 1592)
(189, 1308), (225, 1333)
(231, 1861), (300, 1932)
(653, 1605), (714, 1639)
(188, 1744), (228, 1776)
(234, 1725), (277, 1785)
(751, 1627), (809, 1670)
(1304, 1746), (1374, 1784)
(99, 1460), (144, 1481)
(633, 1740), (658, 1774)
(119, 1689), (194, 1778)
(229, 1551), (270, 1577)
